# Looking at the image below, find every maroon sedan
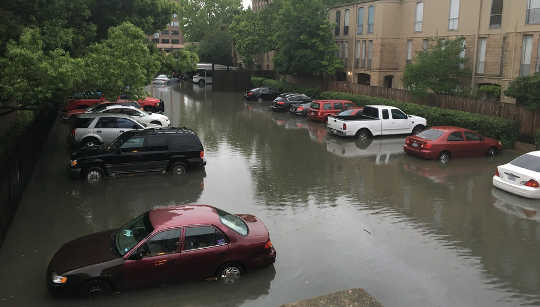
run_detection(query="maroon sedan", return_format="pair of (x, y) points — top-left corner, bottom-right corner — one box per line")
(403, 126), (502, 164)
(47, 205), (276, 297)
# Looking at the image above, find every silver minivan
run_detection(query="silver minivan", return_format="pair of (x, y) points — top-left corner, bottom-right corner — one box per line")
(70, 114), (157, 147)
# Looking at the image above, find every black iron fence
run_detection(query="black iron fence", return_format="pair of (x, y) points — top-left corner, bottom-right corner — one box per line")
(0, 107), (57, 247)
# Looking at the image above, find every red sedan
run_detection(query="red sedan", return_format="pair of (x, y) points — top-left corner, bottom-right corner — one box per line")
(47, 205), (276, 297)
(404, 126), (502, 163)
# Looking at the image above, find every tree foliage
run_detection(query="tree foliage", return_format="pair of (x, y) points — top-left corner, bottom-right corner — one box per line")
(179, 0), (242, 42)
(403, 38), (471, 96)
(160, 49), (199, 74)
(198, 31), (234, 66)
(505, 74), (540, 110)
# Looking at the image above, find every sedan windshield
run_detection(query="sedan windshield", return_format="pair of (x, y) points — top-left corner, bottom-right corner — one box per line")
(510, 154), (540, 172)
(115, 213), (154, 256)
(416, 129), (444, 141)
(217, 208), (248, 236)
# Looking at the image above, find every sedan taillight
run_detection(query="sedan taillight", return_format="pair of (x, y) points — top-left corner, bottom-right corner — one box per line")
(343, 123), (347, 130)
(200, 151), (205, 159)
(495, 169), (500, 177)
(421, 143), (432, 149)
(525, 179), (540, 188)
(264, 239), (273, 250)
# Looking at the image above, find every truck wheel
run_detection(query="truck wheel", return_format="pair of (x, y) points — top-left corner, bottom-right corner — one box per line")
(439, 151), (451, 164)
(169, 162), (187, 176)
(356, 129), (371, 142)
(412, 125), (425, 135)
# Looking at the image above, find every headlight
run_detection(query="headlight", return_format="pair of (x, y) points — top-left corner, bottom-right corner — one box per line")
(70, 160), (77, 167)
(52, 273), (67, 284)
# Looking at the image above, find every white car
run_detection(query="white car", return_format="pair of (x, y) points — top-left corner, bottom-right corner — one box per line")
(493, 151), (540, 199)
(96, 105), (171, 127)
(152, 74), (170, 85)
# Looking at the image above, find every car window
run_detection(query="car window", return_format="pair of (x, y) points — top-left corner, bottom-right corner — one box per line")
(95, 117), (118, 128)
(217, 208), (248, 236)
(183, 226), (228, 251)
(117, 118), (140, 129)
(115, 213), (154, 256)
(464, 131), (483, 141)
(510, 154), (540, 172)
(310, 103), (320, 110)
(145, 135), (169, 151)
(391, 109), (407, 119)
(382, 109), (389, 119)
(345, 103), (353, 109)
(323, 103), (332, 110)
(447, 131), (464, 141)
(120, 136), (145, 150)
(417, 129), (444, 141)
(334, 102), (343, 110)
(140, 228), (182, 258)
(363, 107), (379, 119)
(72, 117), (93, 128)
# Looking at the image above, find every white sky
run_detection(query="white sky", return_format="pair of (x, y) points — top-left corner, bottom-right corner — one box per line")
(242, 0), (250, 9)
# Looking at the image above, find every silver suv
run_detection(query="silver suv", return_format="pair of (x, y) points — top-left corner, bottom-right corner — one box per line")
(70, 114), (158, 147)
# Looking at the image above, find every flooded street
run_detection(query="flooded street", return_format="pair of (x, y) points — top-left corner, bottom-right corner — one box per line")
(2, 83), (540, 306)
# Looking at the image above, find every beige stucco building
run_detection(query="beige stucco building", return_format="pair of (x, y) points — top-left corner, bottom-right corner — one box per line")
(150, 8), (185, 51)
(330, 0), (540, 101)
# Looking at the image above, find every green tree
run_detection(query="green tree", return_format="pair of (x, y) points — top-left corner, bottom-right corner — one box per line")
(179, 0), (242, 42)
(160, 49), (199, 74)
(273, 0), (342, 76)
(198, 31), (234, 66)
(403, 38), (471, 96)
(83, 22), (161, 99)
(505, 74), (540, 110)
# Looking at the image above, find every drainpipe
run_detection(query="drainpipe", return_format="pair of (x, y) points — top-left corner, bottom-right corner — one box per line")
(471, 0), (484, 91)
(352, 4), (358, 85)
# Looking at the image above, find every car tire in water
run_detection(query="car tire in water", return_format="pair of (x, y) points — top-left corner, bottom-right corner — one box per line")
(170, 162), (187, 176)
(356, 129), (371, 142)
(150, 120), (162, 126)
(79, 279), (111, 297)
(85, 167), (103, 184)
(487, 147), (498, 158)
(217, 263), (242, 285)
(412, 125), (425, 135)
(198, 79), (205, 86)
(439, 151), (451, 164)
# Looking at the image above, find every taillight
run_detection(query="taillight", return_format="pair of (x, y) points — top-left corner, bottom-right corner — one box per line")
(422, 143), (432, 149)
(71, 128), (76, 137)
(264, 239), (273, 250)
(343, 123), (347, 130)
(277, 101), (284, 105)
(495, 169), (500, 177)
(297, 106), (304, 111)
(525, 179), (540, 188)
(200, 151), (204, 159)
(247, 92), (253, 96)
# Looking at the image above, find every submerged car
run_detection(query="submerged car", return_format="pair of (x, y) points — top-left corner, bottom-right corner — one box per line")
(291, 102), (313, 116)
(271, 94), (312, 112)
(96, 105), (170, 127)
(244, 87), (280, 101)
(493, 151), (540, 199)
(404, 126), (502, 164)
(70, 127), (206, 183)
(47, 205), (276, 297)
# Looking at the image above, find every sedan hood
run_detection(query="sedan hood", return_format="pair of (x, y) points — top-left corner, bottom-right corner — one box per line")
(49, 230), (120, 274)
(71, 145), (109, 159)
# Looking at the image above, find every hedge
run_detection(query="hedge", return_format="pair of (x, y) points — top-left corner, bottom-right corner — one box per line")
(319, 91), (519, 148)
(251, 76), (321, 98)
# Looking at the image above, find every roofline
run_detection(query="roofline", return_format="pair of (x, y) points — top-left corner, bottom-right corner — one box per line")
(328, 0), (387, 10)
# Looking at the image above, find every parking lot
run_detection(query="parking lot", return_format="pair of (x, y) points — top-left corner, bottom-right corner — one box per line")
(1, 83), (540, 306)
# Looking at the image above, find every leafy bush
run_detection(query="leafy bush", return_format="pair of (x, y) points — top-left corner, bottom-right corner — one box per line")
(477, 84), (501, 100)
(505, 74), (540, 110)
(251, 77), (265, 87)
(320, 91), (519, 148)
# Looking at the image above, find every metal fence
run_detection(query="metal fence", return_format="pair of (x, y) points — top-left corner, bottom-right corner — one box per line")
(327, 81), (540, 138)
(0, 107), (57, 247)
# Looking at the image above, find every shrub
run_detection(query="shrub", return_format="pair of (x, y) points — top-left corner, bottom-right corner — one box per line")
(320, 91), (519, 148)
(251, 77), (265, 87)
(477, 85), (501, 100)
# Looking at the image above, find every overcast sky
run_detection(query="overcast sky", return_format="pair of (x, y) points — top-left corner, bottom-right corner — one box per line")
(242, 0), (250, 9)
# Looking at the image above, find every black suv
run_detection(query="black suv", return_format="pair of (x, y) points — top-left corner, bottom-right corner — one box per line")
(271, 93), (312, 112)
(244, 87), (280, 101)
(69, 128), (206, 183)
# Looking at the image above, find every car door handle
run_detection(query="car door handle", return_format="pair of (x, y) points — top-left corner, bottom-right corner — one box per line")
(96, 130), (102, 133)
(154, 259), (167, 266)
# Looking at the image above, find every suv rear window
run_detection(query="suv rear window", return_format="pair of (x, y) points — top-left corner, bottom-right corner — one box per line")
(168, 134), (203, 151)
(416, 129), (444, 141)
(72, 117), (93, 128)
(510, 154), (540, 172)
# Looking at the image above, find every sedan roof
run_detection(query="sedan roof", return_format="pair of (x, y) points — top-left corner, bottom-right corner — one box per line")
(149, 205), (221, 230)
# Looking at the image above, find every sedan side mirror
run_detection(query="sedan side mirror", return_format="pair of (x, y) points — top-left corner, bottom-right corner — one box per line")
(129, 250), (144, 260)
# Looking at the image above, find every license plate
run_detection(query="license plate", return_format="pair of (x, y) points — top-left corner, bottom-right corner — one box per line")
(412, 143), (419, 148)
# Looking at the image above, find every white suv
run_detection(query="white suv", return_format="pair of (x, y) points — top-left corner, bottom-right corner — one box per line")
(95, 105), (170, 127)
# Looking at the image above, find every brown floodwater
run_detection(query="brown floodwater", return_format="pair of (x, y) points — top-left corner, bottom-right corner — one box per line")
(1, 83), (540, 306)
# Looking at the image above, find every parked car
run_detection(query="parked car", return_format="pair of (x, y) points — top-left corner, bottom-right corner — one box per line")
(95, 105), (170, 127)
(152, 74), (170, 86)
(46, 205), (276, 296)
(244, 87), (280, 101)
(62, 101), (143, 120)
(69, 127), (205, 183)
(69, 114), (158, 148)
(291, 101), (313, 116)
(64, 92), (107, 112)
(327, 105), (427, 140)
(272, 94), (312, 112)
(118, 95), (164, 113)
(404, 126), (502, 163)
(307, 100), (355, 122)
(493, 151), (540, 199)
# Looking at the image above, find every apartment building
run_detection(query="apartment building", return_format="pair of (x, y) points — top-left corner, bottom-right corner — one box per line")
(330, 0), (540, 101)
(150, 13), (185, 52)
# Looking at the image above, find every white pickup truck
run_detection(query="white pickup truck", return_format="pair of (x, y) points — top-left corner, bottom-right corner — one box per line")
(327, 105), (427, 140)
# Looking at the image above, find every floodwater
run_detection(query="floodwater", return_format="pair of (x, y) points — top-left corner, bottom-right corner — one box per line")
(1, 83), (540, 307)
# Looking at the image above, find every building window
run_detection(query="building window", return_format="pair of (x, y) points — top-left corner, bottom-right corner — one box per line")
(335, 11), (341, 35)
(459, 40), (466, 69)
(172, 39), (180, 44)
(423, 39), (429, 51)
(172, 30), (180, 35)
(361, 40), (367, 68)
(477, 38), (487, 73)
(344, 41), (349, 65)
(335, 41), (340, 58)
(357, 7), (364, 34)
(521, 35), (533, 76)
(368, 6), (375, 33)
(355, 41), (361, 68)
(171, 21), (179, 27)
(415, 1), (424, 32)
(161, 39), (170, 44)
(527, 0), (540, 24)
(407, 40), (413, 64)
(161, 30), (169, 35)
(344, 9), (350, 35)
(536, 40), (540, 72)
(489, 0), (503, 28)
(448, 0), (460, 30)
(367, 40), (373, 68)
(152, 39), (159, 43)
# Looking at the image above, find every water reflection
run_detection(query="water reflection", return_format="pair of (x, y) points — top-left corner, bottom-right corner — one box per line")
(492, 188), (540, 222)
(325, 137), (405, 165)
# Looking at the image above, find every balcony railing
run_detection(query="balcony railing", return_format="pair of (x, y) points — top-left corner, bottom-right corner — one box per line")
(357, 25), (363, 34)
(367, 59), (372, 69)
(489, 14), (502, 28)
(448, 18), (458, 30)
(414, 21), (422, 32)
(361, 58), (366, 68)
(526, 8), (540, 24)
(344, 26), (349, 35)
